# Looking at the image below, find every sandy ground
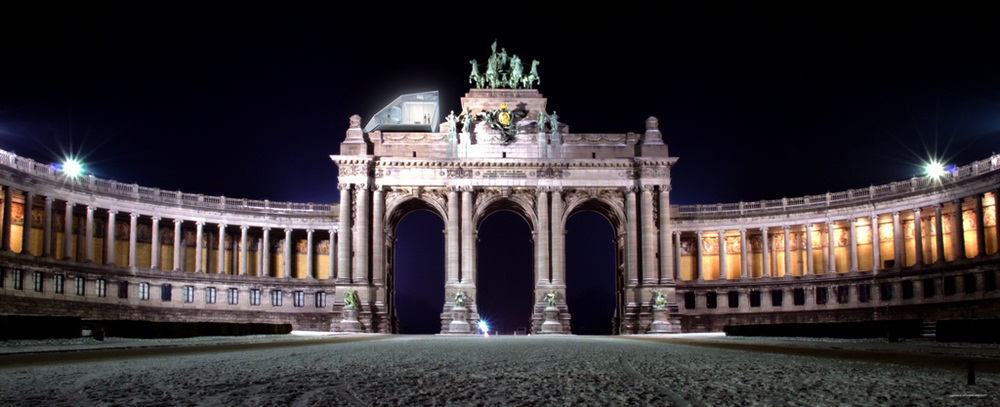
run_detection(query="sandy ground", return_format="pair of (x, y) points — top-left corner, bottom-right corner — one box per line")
(1, 333), (998, 406)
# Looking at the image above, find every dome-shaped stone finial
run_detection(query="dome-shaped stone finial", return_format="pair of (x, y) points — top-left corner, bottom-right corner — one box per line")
(349, 114), (362, 129)
(646, 116), (659, 131)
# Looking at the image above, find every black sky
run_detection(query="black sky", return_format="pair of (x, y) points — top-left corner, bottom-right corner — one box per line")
(3, 4), (1000, 333)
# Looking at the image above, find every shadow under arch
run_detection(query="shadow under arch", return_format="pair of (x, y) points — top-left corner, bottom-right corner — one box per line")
(385, 193), (447, 334)
(562, 193), (627, 334)
(474, 193), (537, 334)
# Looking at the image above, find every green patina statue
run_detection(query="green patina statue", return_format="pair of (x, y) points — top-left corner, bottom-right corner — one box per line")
(543, 291), (557, 307)
(473, 41), (539, 89)
(453, 290), (468, 307)
(651, 290), (668, 310)
(343, 289), (359, 309)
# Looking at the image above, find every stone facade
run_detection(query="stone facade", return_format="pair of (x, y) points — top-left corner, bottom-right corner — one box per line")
(2, 87), (999, 335)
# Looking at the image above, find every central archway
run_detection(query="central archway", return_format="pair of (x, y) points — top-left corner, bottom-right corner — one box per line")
(392, 210), (445, 334)
(565, 210), (616, 335)
(476, 210), (534, 334)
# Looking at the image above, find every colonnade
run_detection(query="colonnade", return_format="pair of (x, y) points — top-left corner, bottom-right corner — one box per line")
(677, 191), (999, 281)
(0, 187), (338, 280)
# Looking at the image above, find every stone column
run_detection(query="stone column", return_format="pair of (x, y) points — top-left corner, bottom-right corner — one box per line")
(641, 187), (657, 284)
(934, 204), (945, 263)
(128, 213), (138, 268)
(239, 225), (249, 276)
(551, 188), (566, 286)
(849, 218), (858, 272)
(217, 224), (227, 274)
(783, 226), (791, 277)
(695, 230), (703, 281)
(372, 187), (385, 285)
(262, 227), (271, 277)
(975, 194), (986, 258)
(446, 188), (460, 284)
(871, 214), (881, 271)
(195, 221), (204, 273)
(461, 187), (475, 285)
(151, 217), (160, 270)
(353, 184), (370, 284)
(717, 229), (727, 280)
(306, 228), (315, 279)
(994, 190), (1000, 256)
(172, 219), (182, 271)
(892, 211), (903, 268)
(284, 227), (293, 279)
(1, 186), (11, 252)
(64, 202), (74, 260)
(672, 231), (681, 281)
(761, 227), (770, 278)
(84, 206), (94, 263)
(105, 210), (117, 265)
(337, 184), (352, 283)
(659, 185), (673, 284)
(913, 208), (924, 268)
(43, 196), (53, 258)
(826, 221), (835, 274)
(536, 188), (550, 285)
(20, 191), (32, 255)
(953, 199), (966, 260)
(803, 224), (812, 276)
(625, 187), (639, 286)
(739, 228), (748, 279)
(328, 228), (336, 280)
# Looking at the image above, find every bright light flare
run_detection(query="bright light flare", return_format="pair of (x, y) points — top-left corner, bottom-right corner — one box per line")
(477, 320), (489, 335)
(62, 158), (84, 177)
(924, 160), (946, 179)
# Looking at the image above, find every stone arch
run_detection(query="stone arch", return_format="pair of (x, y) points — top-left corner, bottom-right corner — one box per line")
(472, 187), (538, 231)
(561, 188), (628, 334)
(382, 188), (448, 333)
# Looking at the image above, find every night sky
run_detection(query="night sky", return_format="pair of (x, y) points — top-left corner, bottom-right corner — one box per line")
(3, 4), (1000, 333)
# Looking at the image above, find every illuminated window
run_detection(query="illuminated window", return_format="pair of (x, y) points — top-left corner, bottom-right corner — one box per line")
(139, 282), (150, 300)
(54, 274), (65, 294)
(315, 292), (327, 308)
(75, 277), (86, 296)
(33, 272), (43, 292)
(206, 287), (217, 304)
(183, 286), (195, 303)
(227, 288), (238, 305)
(293, 291), (305, 307)
(271, 290), (282, 307)
(96, 279), (107, 298)
(250, 289), (261, 306)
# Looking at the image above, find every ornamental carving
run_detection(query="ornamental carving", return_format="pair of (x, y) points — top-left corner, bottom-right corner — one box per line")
(536, 167), (567, 179)
(445, 168), (473, 178)
(339, 163), (369, 177)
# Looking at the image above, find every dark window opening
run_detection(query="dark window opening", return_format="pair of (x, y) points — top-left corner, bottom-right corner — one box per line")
(770, 290), (783, 307)
(943, 276), (956, 296)
(815, 287), (828, 304)
(836, 286), (850, 304)
(964, 274), (977, 294)
(858, 284), (871, 303)
(793, 288), (805, 305)
(727, 291), (739, 308)
(985, 271), (996, 292)
(879, 282), (893, 301)
(118, 281), (129, 299)
(683, 292), (696, 309)
(922, 278), (935, 298)
(902, 280), (914, 299)
(161, 284), (172, 302)
(706, 292), (717, 309)
(750, 290), (761, 307)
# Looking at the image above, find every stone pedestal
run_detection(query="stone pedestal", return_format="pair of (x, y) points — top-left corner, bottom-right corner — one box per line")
(448, 306), (472, 334)
(648, 308), (671, 333)
(540, 306), (563, 334)
(341, 307), (362, 332)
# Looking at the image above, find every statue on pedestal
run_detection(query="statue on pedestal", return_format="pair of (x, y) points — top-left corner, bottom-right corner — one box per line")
(343, 289), (359, 309)
(652, 289), (668, 310)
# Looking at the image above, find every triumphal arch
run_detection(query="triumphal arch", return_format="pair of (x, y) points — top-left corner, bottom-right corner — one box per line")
(330, 44), (679, 334)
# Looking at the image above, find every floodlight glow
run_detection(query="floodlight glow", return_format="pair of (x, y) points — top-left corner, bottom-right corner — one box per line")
(924, 161), (946, 179)
(62, 159), (84, 177)
(477, 320), (489, 334)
